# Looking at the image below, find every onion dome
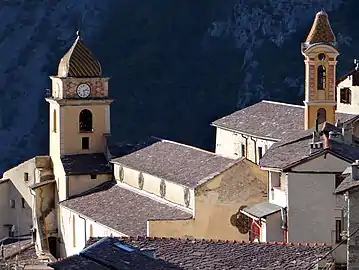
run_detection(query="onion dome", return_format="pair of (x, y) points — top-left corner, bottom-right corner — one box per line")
(57, 31), (102, 77)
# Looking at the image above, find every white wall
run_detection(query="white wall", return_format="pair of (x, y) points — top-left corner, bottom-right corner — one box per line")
(59, 205), (125, 257)
(214, 127), (276, 164)
(113, 164), (195, 210)
(336, 76), (359, 114)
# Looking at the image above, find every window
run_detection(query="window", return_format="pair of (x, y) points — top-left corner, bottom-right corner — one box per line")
(72, 215), (76, 247)
(90, 224), (94, 237)
(82, 137), (89, 150)
(24, 173), (29, 182)
(21, 198), (25, 208)
(335, 219), (343, 243)
(53, 109), (57, 133)
(340, 88), (351, 104)
(90, 174), (97, 180)
(241, 144), (246, 157)
(335, 174), (345, 188)
(317, 108), (326, 124)
(317, 65), (326, 90)
(318, 53), (326, 61)
(79, 109), (93, 132)
(258, 147), (263, 160)
(9, 200), (15, 208)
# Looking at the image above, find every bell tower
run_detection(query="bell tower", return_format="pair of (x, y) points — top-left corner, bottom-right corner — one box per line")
(46, 32), (113, 160)
(302, 11), (339, 130)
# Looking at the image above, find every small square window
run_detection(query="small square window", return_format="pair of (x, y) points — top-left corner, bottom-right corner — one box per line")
(10, 200), (15, 209)
(82, 137), (89, 150)
(24, 173), (29, 182)
(90, 174), (97, 180)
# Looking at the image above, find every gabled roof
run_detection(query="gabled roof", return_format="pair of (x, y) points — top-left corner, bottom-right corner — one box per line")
(111, 138), (242, 188)
(61, 153), (112, 176)
(305, 11), (336, 45)
(85, 236), (331, 270)
(57, 33), (102, 78)
(259, 125), (359, 170)
(60, 181), (192, 235)
(211, 100), (355, 140)
(50, 237), (177, 270)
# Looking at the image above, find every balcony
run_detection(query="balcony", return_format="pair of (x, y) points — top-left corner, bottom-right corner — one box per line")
(270, 187), (287, 208)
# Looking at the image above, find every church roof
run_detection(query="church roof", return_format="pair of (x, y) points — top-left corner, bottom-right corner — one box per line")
(60, 181), (192, 235)
(61, 153), (112, 175)
(85, 236), (331, 270)
(212, 100), (356, 141)
(57, 33), (102, 78)
(305, 11), (336, 45)
(111, 138), (242, 188)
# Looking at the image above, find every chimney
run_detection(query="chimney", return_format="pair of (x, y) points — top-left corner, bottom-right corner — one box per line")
(335, 119), (343, 128)
(352, 160), (359, 181)
(310, 131), (323, 154)
(342, 124), (353, 144)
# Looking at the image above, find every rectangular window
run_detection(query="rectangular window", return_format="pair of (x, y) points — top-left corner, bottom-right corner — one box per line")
(340, 88), (351, 104)
(335, 219), (343, 243)
(90, 174), (97, 180)
(9, 200), (15, 209)
(24, 173), (29, 182)
(21, 198), (25, 208)
(82, 137), (89, 150)
(258, 147), (263, 160)
(241, 144), (246, 157)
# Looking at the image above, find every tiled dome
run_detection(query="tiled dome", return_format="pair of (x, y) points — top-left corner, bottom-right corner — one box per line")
(57, 32), (102, 78)
(305, 11), (336, 45)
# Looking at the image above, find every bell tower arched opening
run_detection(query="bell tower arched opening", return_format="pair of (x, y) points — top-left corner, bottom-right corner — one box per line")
(317, 65), (326, 90)
(317, 108), (326, 124)
(79, 109), (93, 132)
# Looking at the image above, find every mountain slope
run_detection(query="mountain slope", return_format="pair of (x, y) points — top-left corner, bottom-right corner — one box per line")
(0, 0), (357, 173)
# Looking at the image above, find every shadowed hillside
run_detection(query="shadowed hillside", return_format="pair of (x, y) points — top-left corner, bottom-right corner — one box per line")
(0, 0), (358, 173)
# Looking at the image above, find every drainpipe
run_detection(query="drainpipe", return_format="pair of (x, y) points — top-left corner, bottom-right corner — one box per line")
(78, 216), (87, 247)
(250, 137), (257, 163)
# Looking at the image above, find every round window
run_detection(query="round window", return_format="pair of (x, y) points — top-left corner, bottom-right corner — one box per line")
(318, 53), (326, 61)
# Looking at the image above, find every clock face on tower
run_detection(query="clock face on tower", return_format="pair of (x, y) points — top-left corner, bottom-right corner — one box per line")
(76, 84), (91, 98)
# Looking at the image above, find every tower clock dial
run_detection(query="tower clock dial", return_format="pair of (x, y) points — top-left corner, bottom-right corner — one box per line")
(76, 83), (91, 98)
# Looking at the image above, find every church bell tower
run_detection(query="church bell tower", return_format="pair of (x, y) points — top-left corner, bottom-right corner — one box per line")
(302, 11), (339, 130)
(46, 32), (113, 160)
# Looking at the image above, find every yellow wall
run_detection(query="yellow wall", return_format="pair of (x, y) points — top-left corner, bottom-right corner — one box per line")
(68, 174), (112, 198)
(305, 104), (336, 129)
(148, 159), (268, 241)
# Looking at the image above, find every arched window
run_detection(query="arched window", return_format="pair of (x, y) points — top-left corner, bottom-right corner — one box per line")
(317, 65), (326, 90)
(53, 109), (57, 133)
(79, 109), (93, 132)
(72, 215), (76, 247)
(317, 108), (326, 124)
(89, 224), (94, 237)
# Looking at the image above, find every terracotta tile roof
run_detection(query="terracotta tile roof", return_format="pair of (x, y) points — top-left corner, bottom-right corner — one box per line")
(85, 236), (331, 270)
(60, 181), (192, 235)
(212, 100), (356, 140)
(305, 11), (336, 45)
(61, 153), (112, 175)
(50, 237), (179, 270)
(111, 138), (242, 188)
(57, 33), (102, 78)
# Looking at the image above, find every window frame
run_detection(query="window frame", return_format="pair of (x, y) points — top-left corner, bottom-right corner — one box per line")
(340, 88), (351, 104)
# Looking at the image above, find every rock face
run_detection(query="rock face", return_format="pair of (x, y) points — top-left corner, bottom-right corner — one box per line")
(0, 0), (357, 173)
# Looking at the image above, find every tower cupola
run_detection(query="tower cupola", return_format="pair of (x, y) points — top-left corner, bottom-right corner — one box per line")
(57, 31), (102, 78)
